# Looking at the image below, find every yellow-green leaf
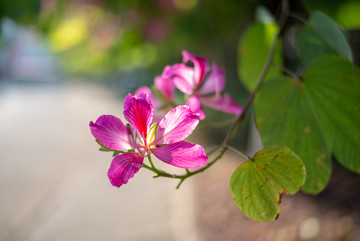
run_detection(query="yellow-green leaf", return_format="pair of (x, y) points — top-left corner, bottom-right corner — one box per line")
(238, 23), (282, 92)
(230, 145), (306, 222)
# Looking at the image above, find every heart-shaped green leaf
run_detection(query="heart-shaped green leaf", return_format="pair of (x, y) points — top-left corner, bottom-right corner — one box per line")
(238, 23), (282, 92)
(230, 145), (306, 222)
(255, 55), (360, 194)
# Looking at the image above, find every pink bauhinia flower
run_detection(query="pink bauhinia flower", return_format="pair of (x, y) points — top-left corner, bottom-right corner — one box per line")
(135, 74), (175, 122)
(163, 50), (243, 119)
(89, 93), (207, 187)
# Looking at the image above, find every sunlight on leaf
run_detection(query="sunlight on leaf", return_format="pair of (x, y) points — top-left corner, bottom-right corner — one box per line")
(230, 145), (306, 222)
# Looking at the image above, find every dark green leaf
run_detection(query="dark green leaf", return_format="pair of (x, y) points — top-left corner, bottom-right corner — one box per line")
(310, 11), (353, 61)
(295, 26), (337, 65)
(295, 11), (353, 65)
(230, 145), (306, 222)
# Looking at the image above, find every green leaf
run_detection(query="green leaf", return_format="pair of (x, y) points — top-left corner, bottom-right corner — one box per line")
(295, 11), (353, 65)
(304, 55), (360, 173)
(255, 55), (360, 194)
(230, 145), (306, 222)
(238, 23), (282, 92)
(310, 12), (353, 61)
(295, 26), (337, 65)
(335, 1), (360, 29)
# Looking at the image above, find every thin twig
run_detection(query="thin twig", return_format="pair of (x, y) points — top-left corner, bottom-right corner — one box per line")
(288, 12), (307, 24)
(222, 0), (289, 146)
(225, 145), (251, 161)
(222, 32), (280, 146)
(272, 63), (299, 79)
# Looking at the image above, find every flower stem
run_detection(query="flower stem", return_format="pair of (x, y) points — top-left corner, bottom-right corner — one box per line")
(142, 147), (227, 188)
(147, 155), (156, 169)
(222, 0), (289, 146)
(222, 31), (280, 146)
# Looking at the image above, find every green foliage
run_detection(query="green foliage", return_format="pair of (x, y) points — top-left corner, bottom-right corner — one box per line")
(255, 55), (360, 194)
(295, 26), (337, 65)
(238, 23), (282, 92)
(230, 145), (306, 222)
(302, 0), (360, 29)
(335, 1), (360, 29)
(296, 11), (353, 66)
(255, 75), (331, 193)
(304, 56), (360, 173)
(0, 0), (41, 24)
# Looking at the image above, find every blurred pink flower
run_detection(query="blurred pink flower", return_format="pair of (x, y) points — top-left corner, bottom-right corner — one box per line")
(135, 72), (175, 122)
(89, 93), (207, 187)
(163, 50), (243, 119)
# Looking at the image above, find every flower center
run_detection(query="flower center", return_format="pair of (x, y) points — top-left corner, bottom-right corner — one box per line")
(146, 122), (159, 148)
(128, 122), (159, 157)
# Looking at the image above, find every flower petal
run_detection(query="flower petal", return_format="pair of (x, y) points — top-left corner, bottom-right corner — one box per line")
(124, 93), (153, 139)
(182, 50), (210, 87)
(155, 105), (200, 145)
(151, 141), (207, 169)
(154, 75), (175, 101)
(135, 86), (160, 110)
(186, 95), (206, 120)
(89, 115), (132, 151)
(198, 63), (225, 95)
(163, 64), (195, 95)
(201, 93), (243, 116)
(107, 152), (144, 187)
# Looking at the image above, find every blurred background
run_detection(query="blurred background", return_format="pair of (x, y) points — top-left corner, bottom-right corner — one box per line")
(1, 0), (360, 240)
